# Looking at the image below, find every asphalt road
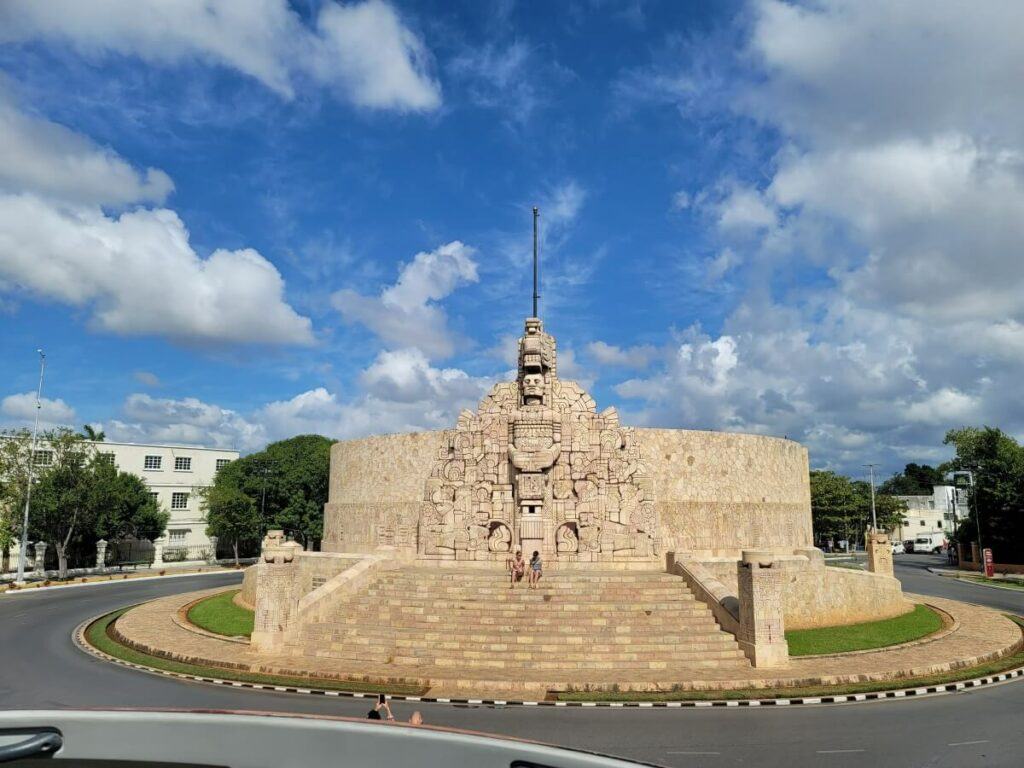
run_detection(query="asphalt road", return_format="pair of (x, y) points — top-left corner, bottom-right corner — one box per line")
(1, 559), (1023, 768)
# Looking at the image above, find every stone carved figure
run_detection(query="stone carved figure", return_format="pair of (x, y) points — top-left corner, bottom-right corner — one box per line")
(419, 316), (658, 562)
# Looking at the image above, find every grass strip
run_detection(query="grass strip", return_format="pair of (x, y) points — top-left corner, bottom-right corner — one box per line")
(557, 616), (1024, 701)
(187, 589), (254, 638)
(962, 577), (1024, 591)
(785, 604), (943, 656)
(85, 608), (428, 697)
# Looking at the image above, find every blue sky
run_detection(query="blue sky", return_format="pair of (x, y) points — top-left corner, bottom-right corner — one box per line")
(2, 0), (1023, 476)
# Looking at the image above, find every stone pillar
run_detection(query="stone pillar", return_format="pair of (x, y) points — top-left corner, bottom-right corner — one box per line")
(153, 539), (165, 567)
(251, 531), (304, 652)
(33, 541), (47, 577)
(206, 536), (219, 564)
(970, 542), (981, 567)
(865, 530), (894, 577)
(95, 539), (108, 570)
(736, 550), (789, 668)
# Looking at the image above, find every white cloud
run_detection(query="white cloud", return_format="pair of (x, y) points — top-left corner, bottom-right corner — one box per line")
(586, 341), (658, 369)
(448, 40), (537, 123)
(0, 94), (313, 347)
(0, 0), (440, 112)
(611, 0), (1024, 470)
(332, 241), (478, 359)
(312, 0), (441, 111)
(133, 371), (161, 388)
(0, 90), (173, 206)
(107, 393), (266, 451)
(1, 392), (77, 428)
(0, 194), (314, 346)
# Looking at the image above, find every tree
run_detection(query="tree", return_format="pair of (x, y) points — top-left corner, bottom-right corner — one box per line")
(202, 485), (261, 565)
(811, 470), (908, 548)
(81, 424), (106, 442)
(943, 427), (1024, 562)
(810, 470), (858, 545)
(28, 430), (98, 578)
(90, 461), (169, 542)
(0, 429), (34, 573)
(878, 463), (946, 496)
(213, 435), (333, 549)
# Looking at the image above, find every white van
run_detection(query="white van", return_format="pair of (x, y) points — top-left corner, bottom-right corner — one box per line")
(911, 532), (947, 554)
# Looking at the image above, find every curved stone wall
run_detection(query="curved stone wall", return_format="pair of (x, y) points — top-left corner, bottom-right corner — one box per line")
(323, 427), (813, 558)
(639, 428), (812, 557)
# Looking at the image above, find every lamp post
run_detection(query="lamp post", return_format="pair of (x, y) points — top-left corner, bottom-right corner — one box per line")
(863, 463), (879, 532)
(15, 349), (46, 585)
(951, 469), (979, 561)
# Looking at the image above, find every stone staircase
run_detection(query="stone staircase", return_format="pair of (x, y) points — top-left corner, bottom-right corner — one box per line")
(293, 567), (751, 691)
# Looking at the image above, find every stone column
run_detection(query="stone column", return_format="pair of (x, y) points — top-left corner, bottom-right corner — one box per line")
(970, 542), (981, 568)
(95, 539), (108, 570)
(206, 536), (219, 564)
(153, 539), (165, 567)
(251, 531), (304, 652)
(865, 530), (894, 577)
(33, 541), (47, 578)
(736, 550), (789, 668)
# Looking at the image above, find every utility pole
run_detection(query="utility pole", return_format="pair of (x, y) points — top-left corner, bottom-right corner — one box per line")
(532, 206), (540, 318)
(15, 349), (46, 585)
(864, 463), (879, 532)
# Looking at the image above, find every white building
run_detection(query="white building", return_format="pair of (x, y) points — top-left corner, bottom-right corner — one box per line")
(893, 484), (968, 545)
(10, 437), (238, 556)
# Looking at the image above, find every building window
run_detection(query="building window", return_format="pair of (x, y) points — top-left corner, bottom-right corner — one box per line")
(920, 520), (926, 526)
(168, 529), (188, 542)
(171, 492), (189, 510)
(174, 456), (192, 471)
(144, 455), (162, 470)
(216, 458), (231, 471)
(98, 452), (115, 466)
(33, 450), (53, 466)
(937, 520), (943, 528)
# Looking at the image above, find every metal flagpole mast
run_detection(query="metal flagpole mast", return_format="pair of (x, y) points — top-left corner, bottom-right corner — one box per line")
(532, 206), (539, 317)
(15, 349), (46, 584)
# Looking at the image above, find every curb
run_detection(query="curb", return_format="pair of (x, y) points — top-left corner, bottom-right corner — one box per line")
(73, 613), (1024, 710)
(928, 569), (1024, 593)
(3, 569), (242, 596)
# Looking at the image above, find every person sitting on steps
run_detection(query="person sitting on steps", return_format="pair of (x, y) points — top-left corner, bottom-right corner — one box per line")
(528, 550), (543, 589)
(506, 547), (526, 589)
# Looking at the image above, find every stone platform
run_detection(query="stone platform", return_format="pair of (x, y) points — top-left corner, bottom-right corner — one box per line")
(109, 573), (1022, 698)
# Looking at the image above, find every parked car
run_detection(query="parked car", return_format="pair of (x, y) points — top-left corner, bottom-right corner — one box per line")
(891, 541), (905, 554)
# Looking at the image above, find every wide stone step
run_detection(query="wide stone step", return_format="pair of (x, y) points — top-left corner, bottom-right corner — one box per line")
(344, 602), (704, 614)
(312, 639), (742, 658)
(364, 588), (692, 601)
(298, 649), (746, 670)
(317, 614), (711, 630)
(384, 573), (684, 585)
(296, 626), (729, 647)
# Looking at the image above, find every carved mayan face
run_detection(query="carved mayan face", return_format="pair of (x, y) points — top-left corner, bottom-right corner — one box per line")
(522, 372), (545, 403)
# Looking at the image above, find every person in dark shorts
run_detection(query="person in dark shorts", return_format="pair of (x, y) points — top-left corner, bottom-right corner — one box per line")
(528, 550), (542, 589)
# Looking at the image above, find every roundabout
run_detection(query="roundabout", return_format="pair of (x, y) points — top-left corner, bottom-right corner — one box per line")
(1, 558), (1023, 767)
(85, 581), (1023, 703)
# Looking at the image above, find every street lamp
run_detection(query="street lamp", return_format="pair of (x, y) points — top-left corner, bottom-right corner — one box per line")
(863, 463), (879, 532)
(15, 349), (46, 585)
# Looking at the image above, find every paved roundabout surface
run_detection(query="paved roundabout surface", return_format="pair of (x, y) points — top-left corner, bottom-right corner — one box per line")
(2, 555), (1023, 768)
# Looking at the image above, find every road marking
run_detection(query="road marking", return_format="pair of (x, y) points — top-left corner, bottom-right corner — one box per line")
(816, 749), (865, 754)
(948, 740), (989, 746)
(666, 751), (720, 755)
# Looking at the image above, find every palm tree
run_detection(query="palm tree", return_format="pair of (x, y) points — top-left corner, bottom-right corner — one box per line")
(81, 424), (106, 442)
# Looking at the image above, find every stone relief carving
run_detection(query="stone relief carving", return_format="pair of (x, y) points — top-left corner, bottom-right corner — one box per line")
(419, 317), (658, 562)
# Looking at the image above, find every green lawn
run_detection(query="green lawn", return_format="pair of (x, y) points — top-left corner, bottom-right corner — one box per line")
(85, 608), (427, 696)
(186, 589), (255, 638)
(963, 576), (1024, 591)
(785, 604), (943, 656)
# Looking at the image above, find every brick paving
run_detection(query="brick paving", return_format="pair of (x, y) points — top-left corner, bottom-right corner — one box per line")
(112, 584), (1021, 697)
